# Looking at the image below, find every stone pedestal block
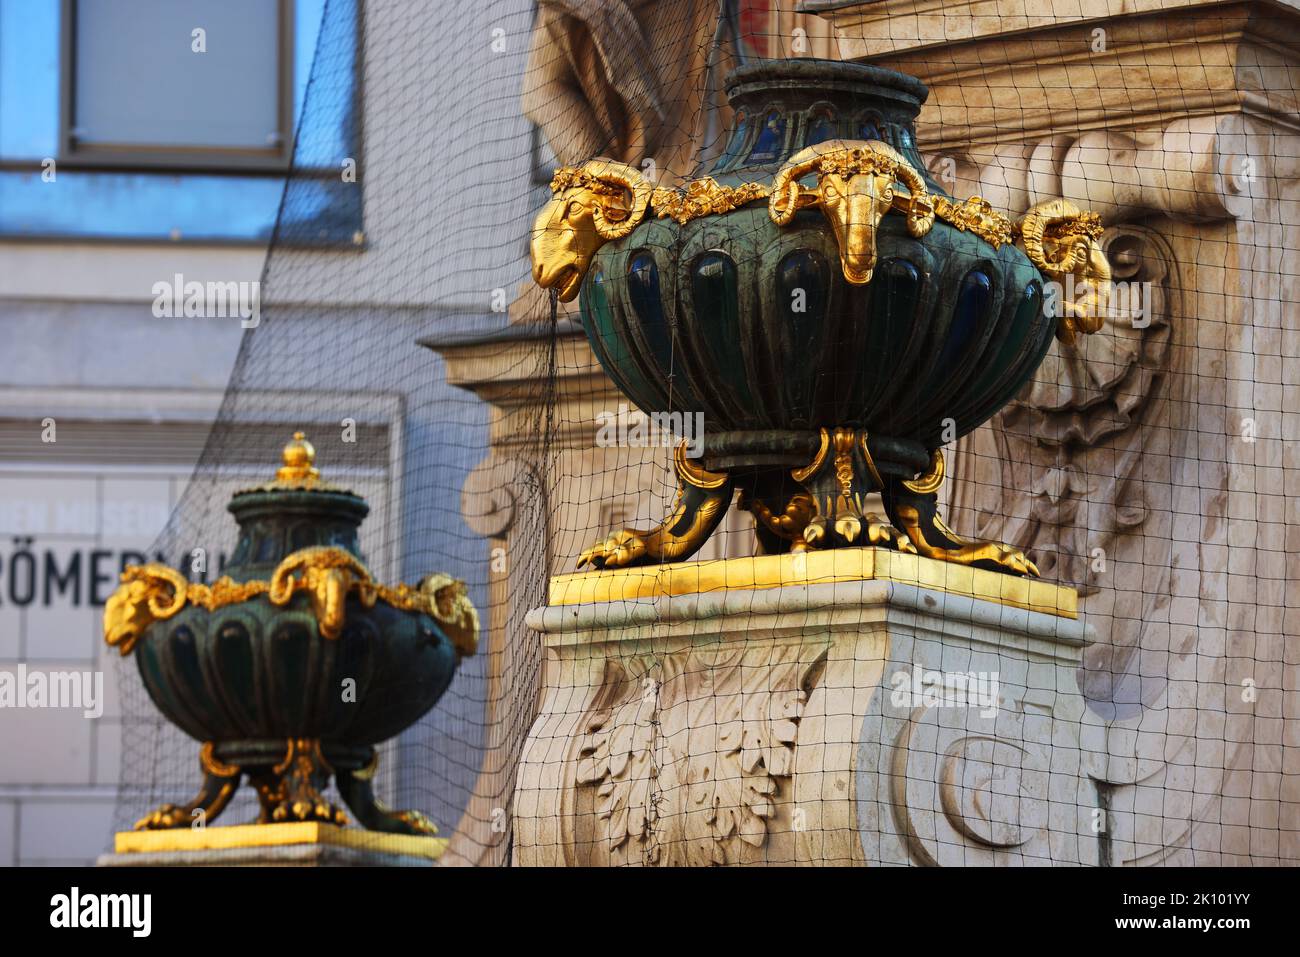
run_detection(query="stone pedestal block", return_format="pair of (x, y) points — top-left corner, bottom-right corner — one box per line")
(513, 549), (1095, 866)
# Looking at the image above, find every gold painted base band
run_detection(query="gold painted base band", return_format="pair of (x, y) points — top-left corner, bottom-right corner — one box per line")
(548, 547), (1077, 619)
(113, 822), (447, 860)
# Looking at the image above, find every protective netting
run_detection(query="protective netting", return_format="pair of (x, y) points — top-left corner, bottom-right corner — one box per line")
(112, 0), (1298, 866)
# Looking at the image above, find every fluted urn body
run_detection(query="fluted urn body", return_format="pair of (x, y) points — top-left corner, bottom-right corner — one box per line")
(106, 434), (476, 834)
(580, 59), (1052, 477)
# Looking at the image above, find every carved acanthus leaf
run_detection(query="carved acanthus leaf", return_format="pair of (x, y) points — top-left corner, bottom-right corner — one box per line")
(573, 644), (814, 866)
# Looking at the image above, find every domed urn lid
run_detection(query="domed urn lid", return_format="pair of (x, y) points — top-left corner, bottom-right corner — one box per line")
(710, 57), (934, 185)
(225, 432), (370, 576)
(232, 431), (351, 494)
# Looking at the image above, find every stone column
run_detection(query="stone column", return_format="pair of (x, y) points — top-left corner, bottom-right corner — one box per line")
(424, 319), (699, 863)
(512, 549), (1093, 866)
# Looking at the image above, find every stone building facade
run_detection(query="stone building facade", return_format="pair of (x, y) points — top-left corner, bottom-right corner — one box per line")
(439, 0), (1300, 864)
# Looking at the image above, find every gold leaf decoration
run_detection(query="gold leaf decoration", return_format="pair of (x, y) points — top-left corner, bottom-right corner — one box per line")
(934, 195), (1014, 248)
(102, 546), (478, 656)
(652, 178), (769, 225)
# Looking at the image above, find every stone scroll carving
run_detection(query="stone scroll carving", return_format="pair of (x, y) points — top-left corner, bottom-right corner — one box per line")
(857, 616), (1096, 868)
(970, 225), (1175, 596)
(941, 114), (1296, 863)
(891, 702), (1055, 866)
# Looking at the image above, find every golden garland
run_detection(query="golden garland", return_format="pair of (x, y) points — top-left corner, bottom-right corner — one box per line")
(103, 546), (478, 658)
(548, 162), (1088, 250)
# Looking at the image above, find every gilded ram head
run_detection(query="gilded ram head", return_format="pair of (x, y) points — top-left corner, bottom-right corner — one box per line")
(530, 159), (652, 302)
(1017, 198), (1112, 344)
(769, 139), (934, 284)
(103, 564), (188, 656)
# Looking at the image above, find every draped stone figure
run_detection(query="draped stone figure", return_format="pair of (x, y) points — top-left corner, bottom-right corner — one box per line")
(522, 0), (840, 181)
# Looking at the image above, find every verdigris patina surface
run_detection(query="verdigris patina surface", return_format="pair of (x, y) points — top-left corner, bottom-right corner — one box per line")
(104, 433), (478, 836)
(530, 58), (1108, 575)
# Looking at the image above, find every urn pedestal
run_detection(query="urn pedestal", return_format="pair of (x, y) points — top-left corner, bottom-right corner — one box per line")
(512, 550), (1096, 866)
(99, 822), (447, 867)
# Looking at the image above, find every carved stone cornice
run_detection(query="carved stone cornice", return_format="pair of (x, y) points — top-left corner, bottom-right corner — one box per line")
(811, 0), (1300, 148)
(420, 319), (623, 456)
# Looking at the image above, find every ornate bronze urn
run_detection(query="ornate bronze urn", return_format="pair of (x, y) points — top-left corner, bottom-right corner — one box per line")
(104, 434), (478, 835)
(530, 59), (1109, 574)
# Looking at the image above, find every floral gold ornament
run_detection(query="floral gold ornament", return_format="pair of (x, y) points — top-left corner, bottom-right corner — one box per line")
(105, 433), (476, 836)
(530, 158), (653, 302)
(651, 177), (769, 224)
(533, 59), (1112, 578)
(933, 195), (1014, 248)
(769, 139), (935, 284)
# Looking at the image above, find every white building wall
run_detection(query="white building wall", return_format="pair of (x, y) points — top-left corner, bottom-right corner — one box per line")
(0, 0), (539, 864)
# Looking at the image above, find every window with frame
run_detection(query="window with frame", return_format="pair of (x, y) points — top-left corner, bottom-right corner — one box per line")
(61, 0), (295, 173)
(0, 0), (361, 244)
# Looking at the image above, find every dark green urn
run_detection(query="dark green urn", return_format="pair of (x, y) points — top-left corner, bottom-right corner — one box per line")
(106, 434), (477, 837)
(581, 58), (1051, 477)
(544, 58), (1053, 575)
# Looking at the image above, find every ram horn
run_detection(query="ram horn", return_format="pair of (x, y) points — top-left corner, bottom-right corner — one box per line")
(768, 147), (825, 226)
(1018, 198), (1091, 275)
(890, 161), (936, 237)
(583, 159), (653, 240)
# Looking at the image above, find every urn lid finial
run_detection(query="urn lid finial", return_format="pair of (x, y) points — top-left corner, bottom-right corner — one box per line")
(232, 430), (359, 497)
(277, 431), (319, 484)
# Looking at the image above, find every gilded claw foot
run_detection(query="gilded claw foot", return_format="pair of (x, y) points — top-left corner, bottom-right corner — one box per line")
(336, 751), (439, 836)
(883, 450), (1039, 577)
(578, 528), (656, 569)
(804, 501), (914, 551)
(249, 738), (349, 827)
(133, 742), (240, 830)
(577, 444), (733, 569)
(789, 427), (914, 552)
(892, 501), (1039, 576)
(864, 511), (916, 553)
